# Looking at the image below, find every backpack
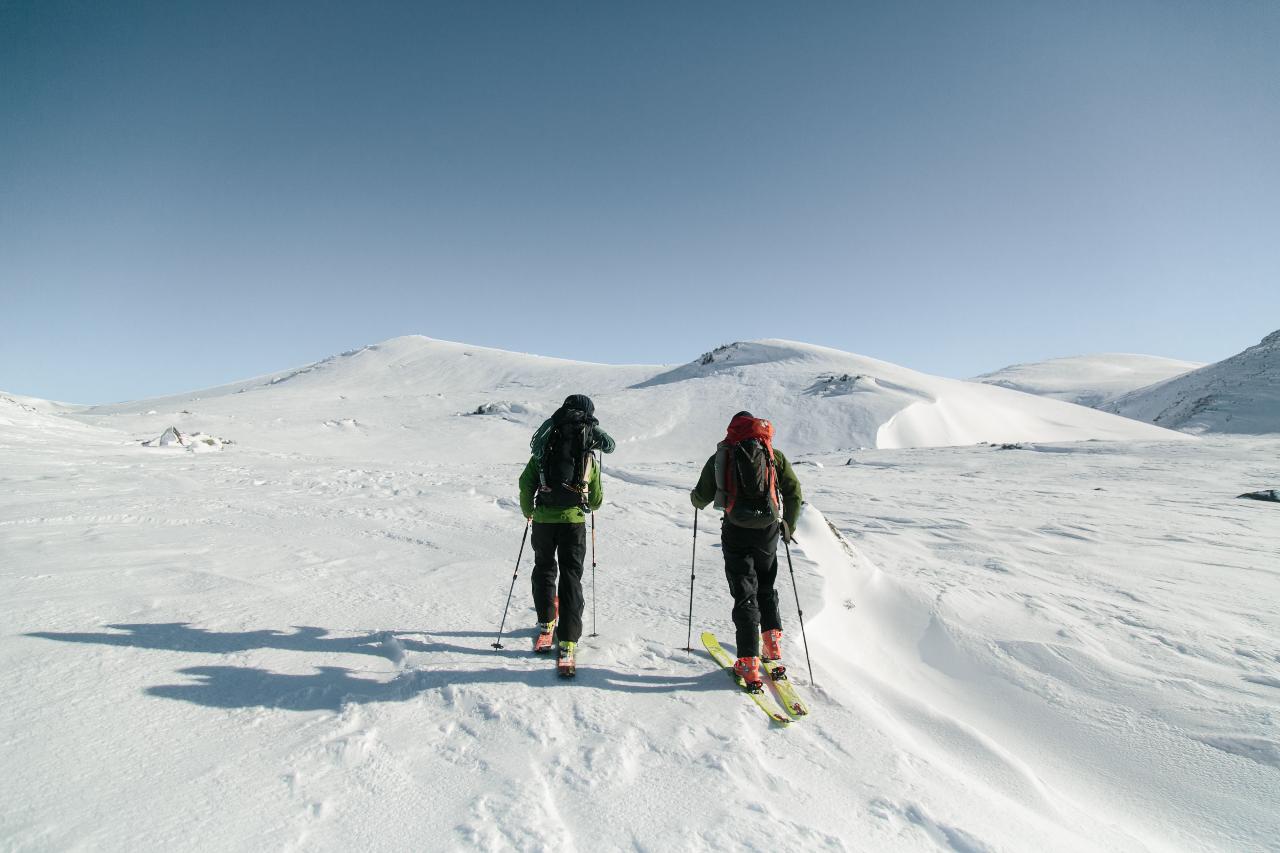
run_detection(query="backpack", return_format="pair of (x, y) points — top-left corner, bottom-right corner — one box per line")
(713, 416), (782, 529)
(536, 407), (597, 510)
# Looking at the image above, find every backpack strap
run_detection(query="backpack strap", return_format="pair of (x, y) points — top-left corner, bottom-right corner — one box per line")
(712, 442), (731, 510)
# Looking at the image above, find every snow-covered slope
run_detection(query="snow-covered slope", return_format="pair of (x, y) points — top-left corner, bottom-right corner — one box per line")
(1103, 330), (1280, 434)
(75, 336), (659, 463)
(2, 337), (1275, 851)
(973, 353), (1202, 407)
(627, 341), (1183, 455)
(3, 410), (1275, 850)
(0, 392), (120, 449)
(69, 336), (1186, 463)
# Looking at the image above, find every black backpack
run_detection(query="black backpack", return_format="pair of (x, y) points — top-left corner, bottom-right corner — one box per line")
(713, 417), (781, 529)
(537, 408), (596, 510)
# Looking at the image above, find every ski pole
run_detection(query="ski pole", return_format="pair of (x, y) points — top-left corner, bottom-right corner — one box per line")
(589, 449), (600, 638)
(491, 518), (532, 649)
(685, 508), (698, 652)
(782, 529), (816, 685)
(589, 511), (598, 637)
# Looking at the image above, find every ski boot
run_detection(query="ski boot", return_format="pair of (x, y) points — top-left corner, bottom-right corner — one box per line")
(732, 656), (764, 693)
(533, 620), (556, 654)
(557, 640), (577, 678)
(533, 596), (560, 653)
(761, 629), (787, 680)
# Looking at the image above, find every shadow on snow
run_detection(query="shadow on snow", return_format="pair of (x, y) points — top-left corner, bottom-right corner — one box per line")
(26, 622), (721, 711)
(146, 663), (721, 711)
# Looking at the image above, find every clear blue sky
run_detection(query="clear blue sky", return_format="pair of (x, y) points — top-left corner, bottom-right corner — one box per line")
(3, 1), (1278, 403)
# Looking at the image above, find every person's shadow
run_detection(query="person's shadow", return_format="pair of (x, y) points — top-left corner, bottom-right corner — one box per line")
(26, 623), (721, 712)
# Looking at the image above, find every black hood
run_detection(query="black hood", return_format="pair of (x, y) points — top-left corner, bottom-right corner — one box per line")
(562, 394), (595, 416)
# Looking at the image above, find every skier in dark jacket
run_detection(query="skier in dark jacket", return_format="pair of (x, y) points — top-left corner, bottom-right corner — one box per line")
(518, 394), (614, 675)
(690, 411), (802, 689)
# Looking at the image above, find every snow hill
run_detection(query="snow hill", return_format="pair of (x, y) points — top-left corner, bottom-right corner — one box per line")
(973, 354), (1202, 408)
(4, 336), (1275, 852)
(71, 336), (1183, 462)
(1103, 330), (1280, 434)
(0, 392), (111, 450)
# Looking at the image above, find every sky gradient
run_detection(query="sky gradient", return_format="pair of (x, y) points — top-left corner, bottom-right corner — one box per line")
(3, 1), (1278, 403)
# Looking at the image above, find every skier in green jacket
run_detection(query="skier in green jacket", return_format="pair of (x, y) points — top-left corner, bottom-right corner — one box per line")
(518, 394), (613, 675)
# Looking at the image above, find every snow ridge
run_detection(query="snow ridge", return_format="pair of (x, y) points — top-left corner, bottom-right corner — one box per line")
(972, 353), (1203, 407)
(1103, 330), (1280, 434)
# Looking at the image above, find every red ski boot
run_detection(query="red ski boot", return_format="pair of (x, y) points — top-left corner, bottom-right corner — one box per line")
(557, 641), (577, 678)
(732, 656), (764, 693)
(533, 620), (555, 653)
(761, 629), (787, 679)
(533, 597), (560, 654)
(761, 629), (783, 662)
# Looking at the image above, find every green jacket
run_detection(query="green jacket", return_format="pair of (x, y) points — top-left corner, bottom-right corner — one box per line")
(519, 456), (603, 523)
(690, 448), (803, 532)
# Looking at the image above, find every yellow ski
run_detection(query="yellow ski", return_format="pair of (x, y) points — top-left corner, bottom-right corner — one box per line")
(701, 632), (790, 726)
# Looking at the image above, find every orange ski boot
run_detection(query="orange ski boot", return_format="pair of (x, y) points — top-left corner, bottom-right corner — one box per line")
(732, 656), (764, 693)
(761, 629), (783, 662)
(557, 641), (577, 678)
(533, 620), (556, 653)
(533, 597), (560, 653)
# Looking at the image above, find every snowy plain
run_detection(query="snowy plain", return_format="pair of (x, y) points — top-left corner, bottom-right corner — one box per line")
(2, 337), (1278, 852)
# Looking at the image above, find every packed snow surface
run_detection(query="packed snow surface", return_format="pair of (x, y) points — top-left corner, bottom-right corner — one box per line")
(972, 354), (1203, 407)
(3, 337), (1275, 852)
(1104, 330), (1280, 435)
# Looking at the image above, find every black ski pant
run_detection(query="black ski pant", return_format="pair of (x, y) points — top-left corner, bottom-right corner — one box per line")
(721, 521), (783, 658)
(530, 521), (587, 643)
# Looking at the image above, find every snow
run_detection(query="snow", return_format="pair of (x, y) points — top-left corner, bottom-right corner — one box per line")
(2, 337), (1276, 851)
(55, 337), (1185, 469)
(1103, 330), (1280, 435)
(615, 338), (1186, 455)
(972, 354), (1203, 408)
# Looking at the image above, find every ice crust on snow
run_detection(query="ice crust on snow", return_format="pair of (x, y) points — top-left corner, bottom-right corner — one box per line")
(2, 335), (1276, 852)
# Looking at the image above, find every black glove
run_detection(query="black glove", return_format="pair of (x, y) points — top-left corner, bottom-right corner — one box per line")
(781, 520), (796, 544)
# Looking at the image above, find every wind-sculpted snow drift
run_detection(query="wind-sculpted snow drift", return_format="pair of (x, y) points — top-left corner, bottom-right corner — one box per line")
(3, 336), (1275, 851)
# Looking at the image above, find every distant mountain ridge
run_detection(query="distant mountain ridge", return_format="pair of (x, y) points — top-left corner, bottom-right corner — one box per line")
(972, 354), (1203, 407)
(1102, 330), (1280, 435)
(11, 335), (1181, 461)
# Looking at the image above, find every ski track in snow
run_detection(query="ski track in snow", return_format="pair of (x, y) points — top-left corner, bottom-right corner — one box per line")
(2, 339), (1278, 852)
